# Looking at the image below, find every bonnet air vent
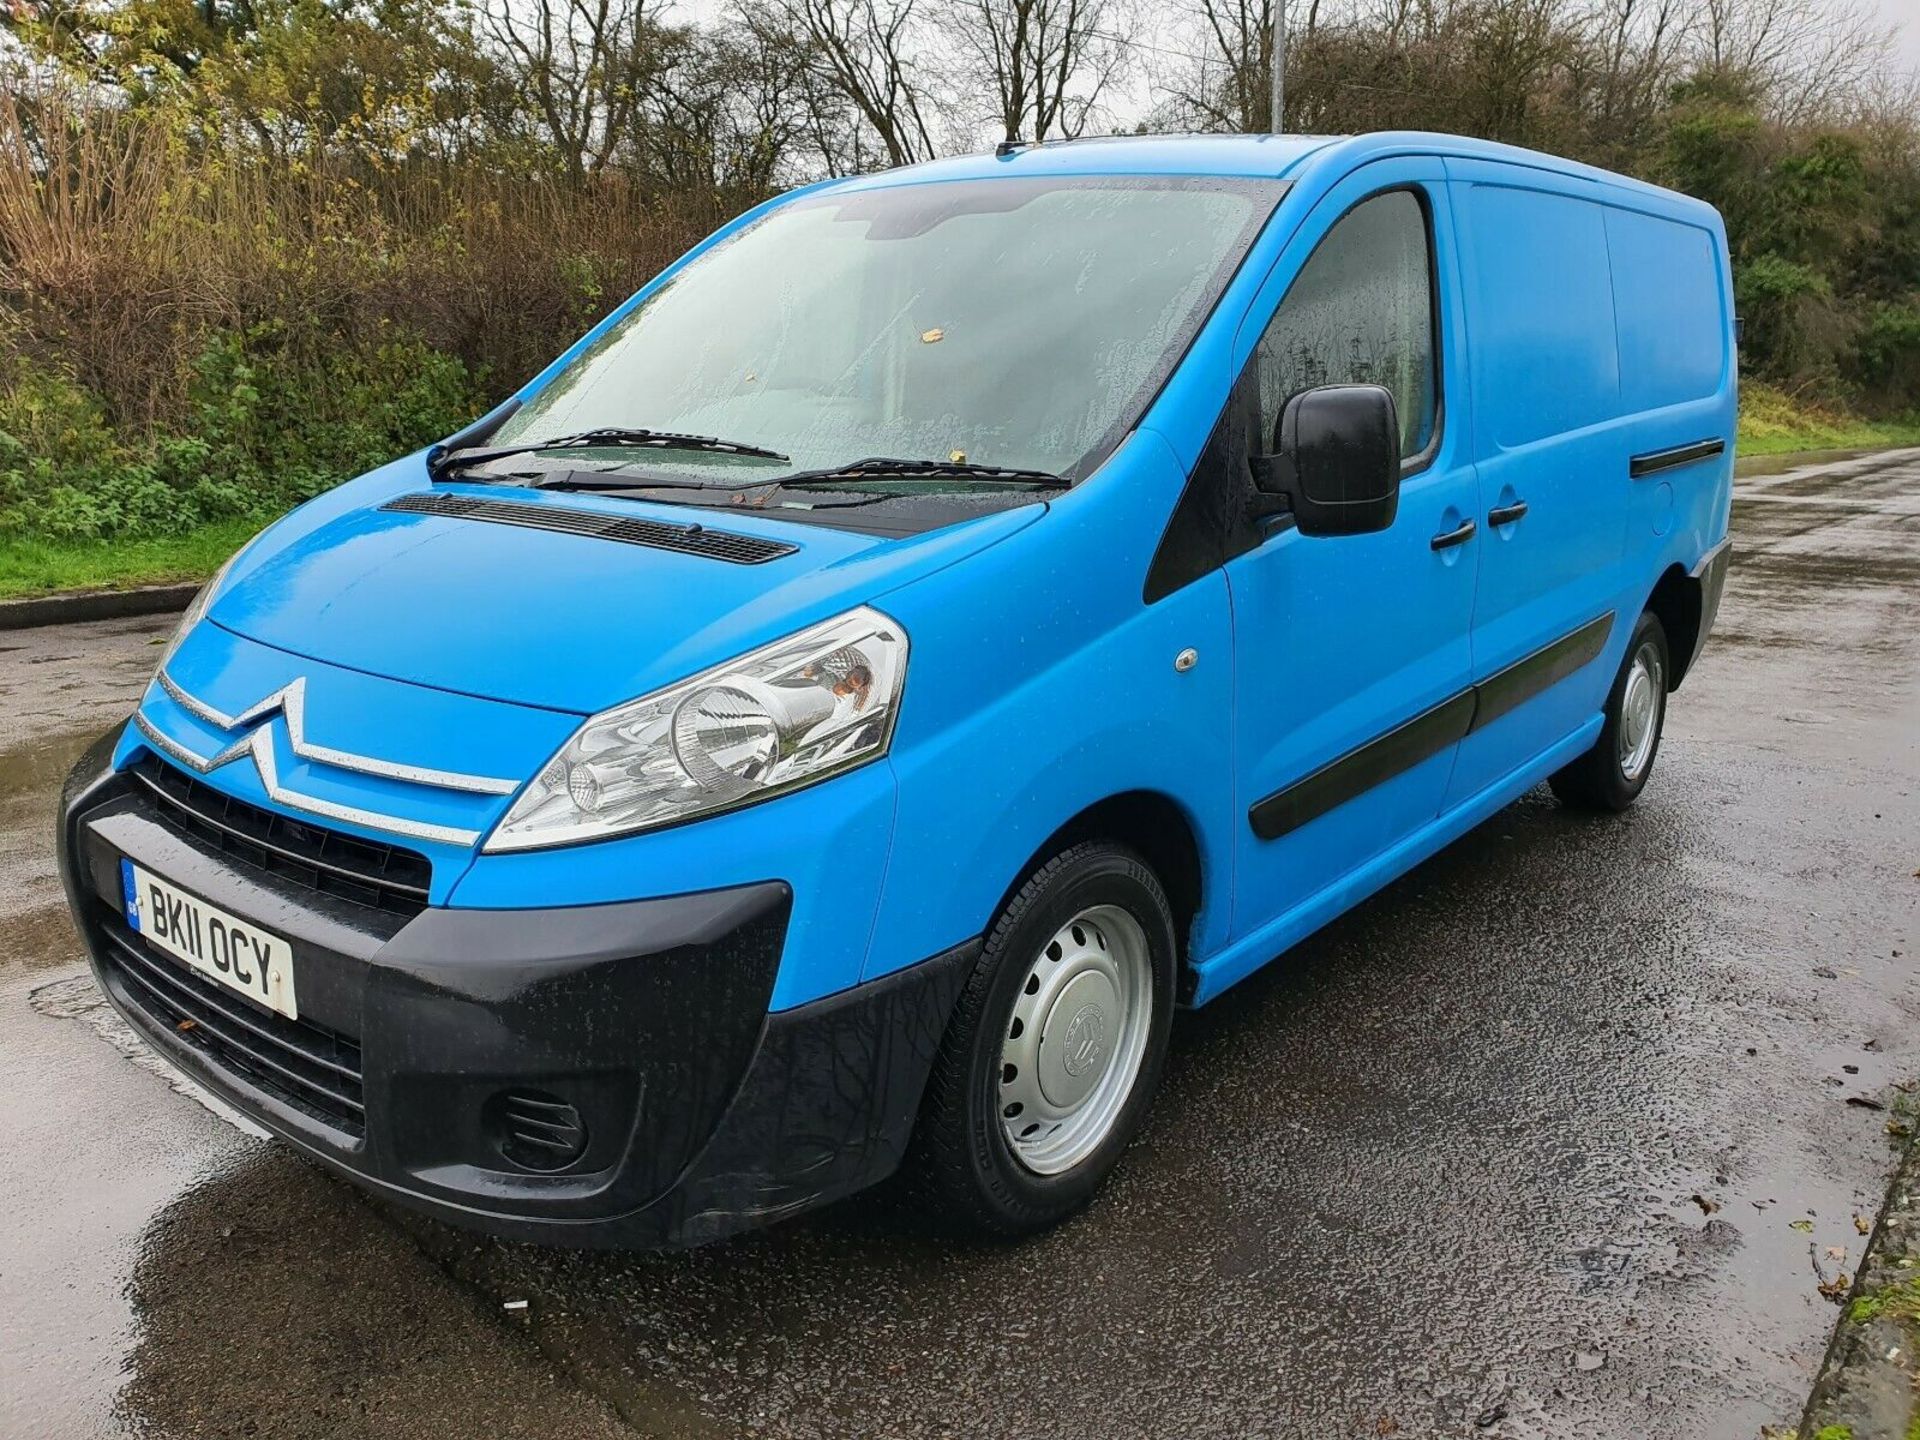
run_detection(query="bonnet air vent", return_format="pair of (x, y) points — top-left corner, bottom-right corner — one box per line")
(381, 492), (799, 565)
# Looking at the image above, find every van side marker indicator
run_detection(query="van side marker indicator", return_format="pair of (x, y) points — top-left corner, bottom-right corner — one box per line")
(1249, 612), (1615, 841)
(1629, 438), (1726, 479)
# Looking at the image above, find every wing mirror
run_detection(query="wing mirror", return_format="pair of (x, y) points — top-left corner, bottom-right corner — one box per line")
(1251, 383), (1402, 537)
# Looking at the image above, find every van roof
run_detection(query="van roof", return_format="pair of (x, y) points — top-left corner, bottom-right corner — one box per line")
(832, 131), (1708, 216)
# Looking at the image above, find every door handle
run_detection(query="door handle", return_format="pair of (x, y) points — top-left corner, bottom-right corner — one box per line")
(1430, 518), (1477, 551)
(1488, 500), (1530, 526)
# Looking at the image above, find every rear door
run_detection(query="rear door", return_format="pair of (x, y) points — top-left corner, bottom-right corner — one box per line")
(1225, 161), (1480, 942)
(1442, 161), (1629, 806)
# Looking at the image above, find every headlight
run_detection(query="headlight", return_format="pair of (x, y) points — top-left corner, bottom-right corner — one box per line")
(484, 607), (908, 851)
(154, 547), (246, 677)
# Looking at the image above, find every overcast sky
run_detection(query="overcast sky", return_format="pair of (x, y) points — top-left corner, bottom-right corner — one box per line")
(1877, 0), (1920, 73)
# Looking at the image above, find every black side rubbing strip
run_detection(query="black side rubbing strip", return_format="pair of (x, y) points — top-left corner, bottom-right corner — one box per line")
(1469, 612), (1613, 733)
(1629, 438), (1725, 479)
(1247, 611), (1617, 840)
(1249, 692), (1476, 841)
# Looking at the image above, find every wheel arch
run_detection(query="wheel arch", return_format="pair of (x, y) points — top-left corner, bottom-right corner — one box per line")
(1644, 562), (1703, 690)
(991, 789), (1206, 982)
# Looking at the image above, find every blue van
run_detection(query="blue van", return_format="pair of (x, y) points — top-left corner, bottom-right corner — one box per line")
(58, 131), (1734, 1246)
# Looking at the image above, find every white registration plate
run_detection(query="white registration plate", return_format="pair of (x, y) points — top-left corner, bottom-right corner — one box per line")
(121, 859), (299, 1019)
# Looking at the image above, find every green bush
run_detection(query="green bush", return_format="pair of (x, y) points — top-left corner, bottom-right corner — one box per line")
(1853, 303), (1920, 410)
(0, 330), (481, 543)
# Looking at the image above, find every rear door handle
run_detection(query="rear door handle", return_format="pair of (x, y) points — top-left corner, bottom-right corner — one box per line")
(1487, 500), (1529, 526)
(1431, 518), (1477, 551)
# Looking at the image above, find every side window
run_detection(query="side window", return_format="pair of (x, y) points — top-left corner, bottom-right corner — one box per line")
(1253, 189), (1438, 461)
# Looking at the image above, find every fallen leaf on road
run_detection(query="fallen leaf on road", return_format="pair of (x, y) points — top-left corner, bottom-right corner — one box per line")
(1791, 1219), (1815, 1232)
(1819, 1270), (1852, 1301)
(1691, 1194), (1720, 1215)
(1857, 1215), (1873, 1235)
(1826, 1246), (1848, 1261)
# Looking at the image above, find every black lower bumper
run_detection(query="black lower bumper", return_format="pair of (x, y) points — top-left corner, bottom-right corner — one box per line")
(57, 727), (975, 1248)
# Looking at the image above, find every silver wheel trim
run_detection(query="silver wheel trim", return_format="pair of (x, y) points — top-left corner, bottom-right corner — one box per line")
(1617, 640), (1664, 781)
(997, 903), (1155, 1176)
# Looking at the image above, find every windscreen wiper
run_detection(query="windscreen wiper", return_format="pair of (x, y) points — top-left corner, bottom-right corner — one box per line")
(430, 426), (789, 480)
(775, 457), (1067, 491)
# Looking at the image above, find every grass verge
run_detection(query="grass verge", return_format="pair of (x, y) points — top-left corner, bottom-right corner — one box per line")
(0, 517), (263, 600)
(1737, 382), (1920, 456)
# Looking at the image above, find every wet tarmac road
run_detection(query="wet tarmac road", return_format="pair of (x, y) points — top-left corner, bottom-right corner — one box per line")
(3, 450), (1916, 1439)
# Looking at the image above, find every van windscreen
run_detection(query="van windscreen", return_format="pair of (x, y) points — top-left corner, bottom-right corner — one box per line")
(491, 175), (1281, 487)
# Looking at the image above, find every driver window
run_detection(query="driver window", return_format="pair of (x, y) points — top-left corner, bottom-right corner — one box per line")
(1253, 189), (1438, 462)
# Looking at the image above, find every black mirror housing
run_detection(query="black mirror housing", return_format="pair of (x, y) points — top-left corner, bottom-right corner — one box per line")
(1253, 383), (1402, 537)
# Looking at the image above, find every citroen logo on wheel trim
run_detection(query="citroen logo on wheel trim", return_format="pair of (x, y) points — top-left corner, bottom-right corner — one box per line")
(1061, 1003), (1108, 1078)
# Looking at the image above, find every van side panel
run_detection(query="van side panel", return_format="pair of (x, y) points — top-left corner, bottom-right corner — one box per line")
(1602, 202), (1738, 624)
(1218, 159), (1480, 948)
(1462, 184), (1623, 449)
(1441, 163), (1629, 806)
(1444, 159), (1733, 815)
(860, 140), (1735, 1011)
(1606, 207), (1725, 413)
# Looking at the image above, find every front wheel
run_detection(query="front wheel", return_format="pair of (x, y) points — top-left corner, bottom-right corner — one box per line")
(1549, 609), (1670, 811)
(905, 841), (1176, 1236)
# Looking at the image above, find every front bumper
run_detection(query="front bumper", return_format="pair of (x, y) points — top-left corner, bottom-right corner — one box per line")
(58, 727), (974, 1248)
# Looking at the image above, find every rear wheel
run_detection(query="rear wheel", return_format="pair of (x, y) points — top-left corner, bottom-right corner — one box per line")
(1549, 609), (1670, 811)
(906, 841), (1176, 1236)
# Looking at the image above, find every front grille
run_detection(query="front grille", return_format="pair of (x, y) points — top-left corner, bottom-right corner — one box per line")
(130, 753), (430, 918)
(96, 919), (366, 1137)
(381, 491), (798, 565)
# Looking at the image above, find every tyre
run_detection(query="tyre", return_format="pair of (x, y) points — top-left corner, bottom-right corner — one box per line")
(906, 840), (1177, 1236)
(1549, 609), (1670, 812)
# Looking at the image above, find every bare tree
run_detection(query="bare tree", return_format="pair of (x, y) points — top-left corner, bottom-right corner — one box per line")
(941, 0), (1135, 142)
(634, 16), (836, 193)
(733, 1), (875, 174)
(473, 0), (666, 183)
(1693, 0), (1894, 123)
(761, 0), (941, 165)
(1168, 0), (1278, 131)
